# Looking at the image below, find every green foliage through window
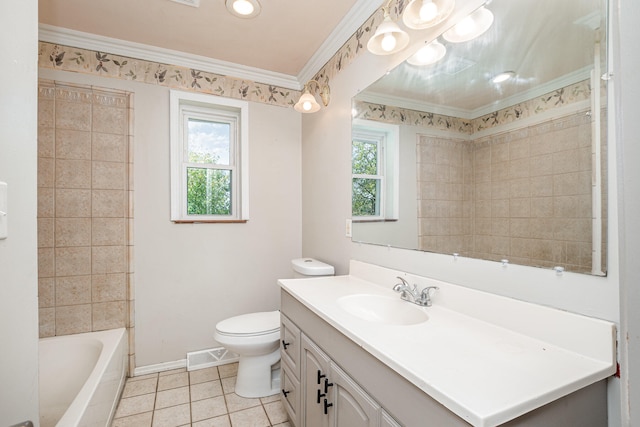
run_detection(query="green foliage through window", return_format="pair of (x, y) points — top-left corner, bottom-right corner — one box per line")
(352, 139), (381, 217)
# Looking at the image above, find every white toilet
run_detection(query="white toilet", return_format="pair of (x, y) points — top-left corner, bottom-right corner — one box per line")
(214, 258), (334, 398)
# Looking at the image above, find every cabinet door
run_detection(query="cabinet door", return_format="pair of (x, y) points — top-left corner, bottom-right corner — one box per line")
(281, 314), (301, 378)
(329, 362), (380, 427)
(301, 334), (331, 427)
(281, 363), (301, 427)
(380, 409), (402, 427)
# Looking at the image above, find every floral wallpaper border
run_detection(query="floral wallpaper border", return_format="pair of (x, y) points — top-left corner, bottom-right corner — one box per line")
(353, 79), (592, 135)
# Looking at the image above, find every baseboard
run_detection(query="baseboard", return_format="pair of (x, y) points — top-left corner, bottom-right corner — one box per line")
(133, 359), (187, 377)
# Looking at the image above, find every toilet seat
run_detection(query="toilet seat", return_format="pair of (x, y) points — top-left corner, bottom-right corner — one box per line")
(215, 311), (280, 337)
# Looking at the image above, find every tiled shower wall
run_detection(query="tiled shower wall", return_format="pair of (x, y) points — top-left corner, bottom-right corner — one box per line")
(37, 80), (134, 366)
(417, 110), (604, 273)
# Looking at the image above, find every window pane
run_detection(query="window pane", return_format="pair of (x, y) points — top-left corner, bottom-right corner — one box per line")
(352, 178), (380, 216)
(187, 167), (232, 215)
(352, 140), (378, 174)
(188, 118), (231, 165)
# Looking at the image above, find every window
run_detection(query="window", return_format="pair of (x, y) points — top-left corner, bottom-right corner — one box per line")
(351, 120), (399, 221)
(170, 90), (249, 222)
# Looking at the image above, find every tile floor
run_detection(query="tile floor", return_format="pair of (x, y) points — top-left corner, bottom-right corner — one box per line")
(111, 363), (290, 427)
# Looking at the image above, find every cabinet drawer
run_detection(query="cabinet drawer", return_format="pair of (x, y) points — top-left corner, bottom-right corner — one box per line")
(281, 314), (301, 377)
(281, 363), (301, 427)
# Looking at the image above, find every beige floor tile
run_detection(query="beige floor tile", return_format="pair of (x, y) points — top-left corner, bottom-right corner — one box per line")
(190, 366), (220, 384)
(128, 373), (159, 382)
(160, 367), (187, 376)
(157, 372), (189, 391)
(260, 394), (280, 404)
(111, 411), (153, 427)
(151, 403), (191, 427)
(264, 400), (288, 425)
(218, 362), (238, 378)
(224, 393), (261, 413)
(220, 376), (236, 394)
(192, 415), (232, 427)
(191, 379), (223, 401)
(122, 377), (158, 398)
(155, 386), (190, 409)
(114, 393), (155, 418)
(273, 422), (292, 427)
(191, 395), (228, 422)
(228, 406), (270, 427)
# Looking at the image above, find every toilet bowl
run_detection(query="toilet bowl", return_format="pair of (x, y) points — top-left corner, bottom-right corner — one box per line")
(214, 258), (334, 398)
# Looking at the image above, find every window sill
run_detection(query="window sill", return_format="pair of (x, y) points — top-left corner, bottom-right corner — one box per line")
(172, 219), (248, 224)
(352, 219), (398, 223)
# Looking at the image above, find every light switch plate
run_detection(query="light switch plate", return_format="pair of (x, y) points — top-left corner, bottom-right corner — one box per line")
(0, 181), (7, 239)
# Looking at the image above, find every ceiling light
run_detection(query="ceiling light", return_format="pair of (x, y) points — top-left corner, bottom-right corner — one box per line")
(225, 0), (261, 19)
(367, 4), (410, 55)
(492, 71), (515, 83)
(442, 6), (494, 43)
(294, 81), (330, 114)
(407, 40), (447, 66)
(402, 0), (456, 30)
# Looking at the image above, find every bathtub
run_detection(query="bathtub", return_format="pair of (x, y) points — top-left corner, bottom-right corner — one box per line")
(39, 328), (128, 427)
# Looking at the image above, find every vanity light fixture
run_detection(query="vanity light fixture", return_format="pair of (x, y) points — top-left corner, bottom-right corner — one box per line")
(442, 6), (494, 43)
(407, 39), (447, 66)
(294, 80), (330, 114)
(225, 0), (261, 18)
(492, 71), (515, 83)
(367, 0), (410, 55)
(402, 0), (455, 30)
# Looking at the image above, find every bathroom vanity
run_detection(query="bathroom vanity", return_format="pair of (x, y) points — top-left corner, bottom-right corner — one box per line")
(278, 261), (616, 427)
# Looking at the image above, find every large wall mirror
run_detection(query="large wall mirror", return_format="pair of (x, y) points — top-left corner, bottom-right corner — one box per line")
(352, 0), (608, 276)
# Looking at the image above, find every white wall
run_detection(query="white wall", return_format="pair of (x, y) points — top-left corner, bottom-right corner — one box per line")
(39, 68), (302, 367)
(0, 0), (40, 425)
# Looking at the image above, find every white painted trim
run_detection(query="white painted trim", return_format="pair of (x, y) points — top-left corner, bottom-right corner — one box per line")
(297, 0), (385, 84)
(38, 23), (300, 90)
(133, 359), (187, 376)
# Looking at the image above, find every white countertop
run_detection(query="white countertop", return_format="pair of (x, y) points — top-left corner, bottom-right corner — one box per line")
(279, 263), (616, 427)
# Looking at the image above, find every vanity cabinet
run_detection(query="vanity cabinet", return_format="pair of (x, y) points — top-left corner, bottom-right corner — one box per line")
(281, 312), (398, 427)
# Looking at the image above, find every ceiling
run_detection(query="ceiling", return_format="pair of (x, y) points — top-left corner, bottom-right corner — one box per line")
(38, 0), (376, 82)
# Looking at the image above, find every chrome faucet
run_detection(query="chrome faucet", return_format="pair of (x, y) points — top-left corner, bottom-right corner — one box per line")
(393, 276), (438, 307)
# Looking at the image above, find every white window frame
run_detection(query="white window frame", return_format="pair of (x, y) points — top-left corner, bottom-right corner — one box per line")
(352, 119), (399, 221)
(170, 90), (249, 222)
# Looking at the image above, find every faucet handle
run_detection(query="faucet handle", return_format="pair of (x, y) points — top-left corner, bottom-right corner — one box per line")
(420, 286), (439, 306)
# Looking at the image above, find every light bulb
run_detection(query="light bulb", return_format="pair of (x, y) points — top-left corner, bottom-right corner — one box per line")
(381, 33), (397, 52)
(233, 0), (254, 15)
(303, 101), (313, 111)
(417, 45), (437, 63)
(419, 0), (438, 22)
(454, 15), (476, 37)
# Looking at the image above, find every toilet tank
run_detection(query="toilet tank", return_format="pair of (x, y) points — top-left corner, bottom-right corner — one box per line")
(291, 258), (335, 278)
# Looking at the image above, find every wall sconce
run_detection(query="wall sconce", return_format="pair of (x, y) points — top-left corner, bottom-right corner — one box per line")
(407, 39), (447, 65)
(442, 6), (494, 43)
(294, 80), (330, 113)
(402, 0), (455, 30)
(367, 1), (410, 55)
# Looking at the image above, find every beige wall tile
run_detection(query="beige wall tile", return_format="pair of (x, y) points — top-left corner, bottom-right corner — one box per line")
(38, 248), (55, 278)
(55, 159), (91, 189)
(56, 275), (92, 305)
(93, 161), (126, 190)
(56, 189), (92, 217)
(509, 139), (530, 160)
(92, 245), (126, 274)
(92, 189), (126, 217)
(93, 105), (127, 134)
(38, 218), (54, 248)
(55, 304), (92, 335)
(38, 187), (55, 218)
(38, 127), (55, 158)
(93, 301), (127, 330)
(531, 197), (554, 218)
(39, 278), (55, 308)
(56, 246), (92, 276)
(56, 129), (91, 160)
(93, 132), (127, 162)
(39, 308), (55, 338)
(92, 273), (126, 302)
(510, 198), (531, 218)
(92, 218), (125, 246)
(56, 100), (91, 131)
(55, 218), (91, 247)
(38, 157), (55, 188)
(38, 99), (55, 127)
(509, 157), (530, 179)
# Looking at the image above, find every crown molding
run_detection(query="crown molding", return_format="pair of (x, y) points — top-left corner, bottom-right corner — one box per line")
(39, 23), (301, 90)
(297, 0), (385, 83)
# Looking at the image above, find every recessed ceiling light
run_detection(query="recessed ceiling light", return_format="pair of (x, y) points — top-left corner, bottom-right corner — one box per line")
(492, 71), (516, 83)
(226, 0), (261, 18)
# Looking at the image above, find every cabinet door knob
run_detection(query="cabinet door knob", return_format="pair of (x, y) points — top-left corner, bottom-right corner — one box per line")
(282, 340), (291, 349)
(323, 398), (333, 415)
(324, 378), (334, 393)
(317, 370), (326, 384)
(316, 389), (326, 404)
(282, 389), (290, 397)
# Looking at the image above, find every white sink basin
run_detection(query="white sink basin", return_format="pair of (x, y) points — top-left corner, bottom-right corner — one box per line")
(337, 294), (429, 325)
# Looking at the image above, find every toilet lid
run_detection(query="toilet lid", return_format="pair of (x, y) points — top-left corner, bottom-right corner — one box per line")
(215, 311), (280, 336)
